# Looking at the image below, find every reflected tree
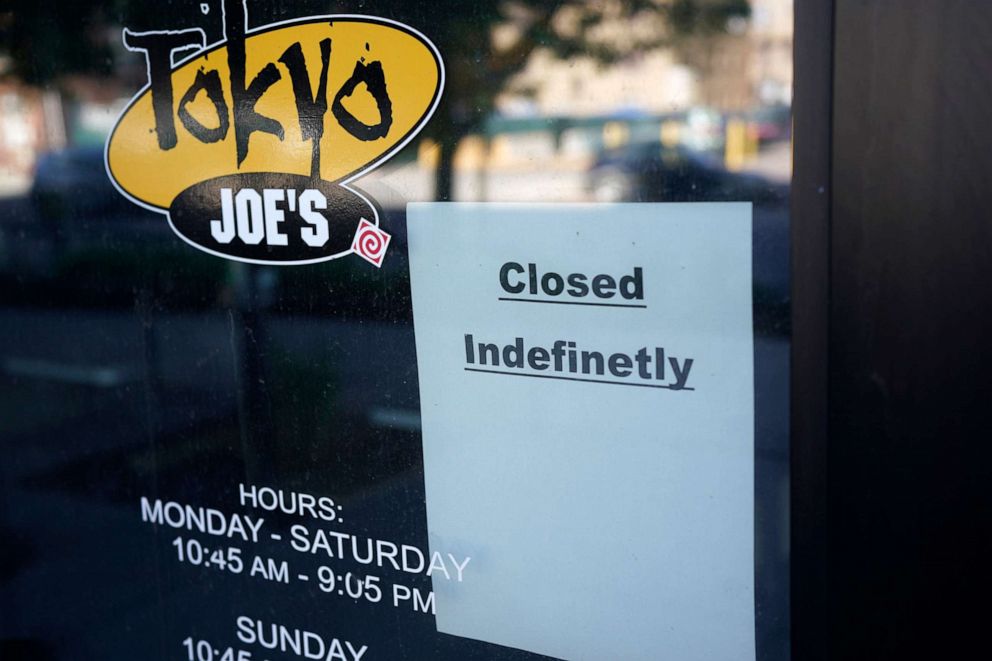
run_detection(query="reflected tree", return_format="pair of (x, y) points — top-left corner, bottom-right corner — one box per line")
(0, 0), (750, 199)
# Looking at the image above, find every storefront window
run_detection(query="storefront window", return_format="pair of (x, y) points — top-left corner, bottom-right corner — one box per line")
(0, 2), (791, 659)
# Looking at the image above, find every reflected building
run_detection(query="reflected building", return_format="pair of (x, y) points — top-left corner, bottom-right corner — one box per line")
(497, 0), (793, 117)
(0, 76), (64, 194)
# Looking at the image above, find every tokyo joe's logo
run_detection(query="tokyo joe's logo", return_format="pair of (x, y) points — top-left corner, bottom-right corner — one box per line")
(105, 1), (444, 266)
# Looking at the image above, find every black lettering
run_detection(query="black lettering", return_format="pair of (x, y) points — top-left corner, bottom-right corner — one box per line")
(620, 267), (644, 299)
(499, 262), (526, 294)
(503, 338), (525, 368)
(279, 39), (332, 178)
(478, 343), (499, 366)
(635, 347), (652, 379)
(581, 351), (605, 375)
(464, 334), (475, 363)
(566, 273), (589, 296)
(332, 59), (393, 141)
(608, 353), (633, 377)
(225, 0), (284, 166)
(177, 68), (230, 143)
(669, 357), (694, 390)
(592, 274), (617, 298)
(542, 272), (565, 296)
(124, 28), (205, 150)
(528, 347), (550, 371)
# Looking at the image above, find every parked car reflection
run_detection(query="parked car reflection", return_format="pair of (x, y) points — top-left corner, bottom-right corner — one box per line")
(31, 146), (124, 219)
(587, 140), (787, 204)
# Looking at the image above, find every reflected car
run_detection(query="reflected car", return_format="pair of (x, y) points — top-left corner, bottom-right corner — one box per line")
(682, 107), (727, 152)
(30, 146), (126, 220)
(744, 104), (792, 143)
(587, 140), (786, 204)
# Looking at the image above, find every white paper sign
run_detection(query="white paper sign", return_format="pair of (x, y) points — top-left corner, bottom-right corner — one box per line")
(407, 202), (754, 661)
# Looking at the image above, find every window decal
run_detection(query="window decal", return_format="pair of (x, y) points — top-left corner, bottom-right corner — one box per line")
(105, 0), (444, 266)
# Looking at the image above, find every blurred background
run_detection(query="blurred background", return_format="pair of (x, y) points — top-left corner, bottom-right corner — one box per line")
(0, 2), (792, 659)
(0, 0), (791, 203)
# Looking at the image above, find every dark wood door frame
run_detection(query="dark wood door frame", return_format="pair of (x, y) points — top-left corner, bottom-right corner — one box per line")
(791, 1), (833, 659)
(792, 2), (992, 658)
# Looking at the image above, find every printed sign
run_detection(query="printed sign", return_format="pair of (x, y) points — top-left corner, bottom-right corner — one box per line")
(105, 0), (443, 265)
(408, 202), (755, 661)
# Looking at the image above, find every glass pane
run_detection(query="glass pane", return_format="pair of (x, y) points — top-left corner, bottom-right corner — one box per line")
(0, 1), (791, 659)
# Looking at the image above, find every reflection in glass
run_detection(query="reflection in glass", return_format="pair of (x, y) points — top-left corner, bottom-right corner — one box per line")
(0, 2), (791, 659)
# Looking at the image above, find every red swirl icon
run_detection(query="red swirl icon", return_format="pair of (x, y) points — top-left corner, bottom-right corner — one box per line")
(351, 218), (391, 267)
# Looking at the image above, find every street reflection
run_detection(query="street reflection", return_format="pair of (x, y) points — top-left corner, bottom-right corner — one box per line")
(1, 1), (791, 659)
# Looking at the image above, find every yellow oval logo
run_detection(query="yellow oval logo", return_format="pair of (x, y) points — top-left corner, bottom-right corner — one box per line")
(107, 12), (443, 210)
(104, 2), (443, 266)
